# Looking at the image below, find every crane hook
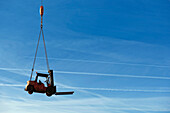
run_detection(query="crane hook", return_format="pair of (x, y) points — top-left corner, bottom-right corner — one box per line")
(40, 6), (44, 16)
(40, 6), (44, 28)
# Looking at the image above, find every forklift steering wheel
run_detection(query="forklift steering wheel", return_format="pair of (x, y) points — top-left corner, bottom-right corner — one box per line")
(39, 80), (42, 84)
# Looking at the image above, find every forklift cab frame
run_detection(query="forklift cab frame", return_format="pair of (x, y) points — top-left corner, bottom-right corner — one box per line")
(35, 72), (49, 86)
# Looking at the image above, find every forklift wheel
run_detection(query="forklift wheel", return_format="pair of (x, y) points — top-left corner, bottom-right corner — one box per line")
(46, 86), (55, 96)
(28, 91), (33, 94)
(46, 93), (52, 97)
(27, 85), (34, 94)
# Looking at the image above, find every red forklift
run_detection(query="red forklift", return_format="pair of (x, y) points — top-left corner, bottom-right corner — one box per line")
(25, 70), (74, 96)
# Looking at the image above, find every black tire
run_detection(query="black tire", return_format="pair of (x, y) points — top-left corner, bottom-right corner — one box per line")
(27, 85), (34, 95)
(46, 86), (55, 96)
(46, 93), (52, 97)
(28, 91), (33, 94)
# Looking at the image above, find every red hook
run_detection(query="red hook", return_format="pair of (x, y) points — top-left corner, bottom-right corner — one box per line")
(40, 6), (44, 16)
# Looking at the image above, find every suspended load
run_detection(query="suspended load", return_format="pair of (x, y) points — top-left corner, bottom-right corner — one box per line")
(25, 1), (74, 97)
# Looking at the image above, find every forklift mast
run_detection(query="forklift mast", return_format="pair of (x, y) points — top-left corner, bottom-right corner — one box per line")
(48, 70), (54, 87)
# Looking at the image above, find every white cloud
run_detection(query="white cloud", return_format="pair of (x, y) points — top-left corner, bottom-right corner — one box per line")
(0, 95), (170, 113)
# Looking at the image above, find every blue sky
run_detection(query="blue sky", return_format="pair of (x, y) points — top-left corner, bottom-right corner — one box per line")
(0, 0), (170, 113)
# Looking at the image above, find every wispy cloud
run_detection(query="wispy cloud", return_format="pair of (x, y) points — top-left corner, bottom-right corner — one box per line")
(0, 68), (169, 113)
(53, 70), (170, 80)
(0, 83), (24, 87)
(58, 85), (170, 93)
(0, 67), (170, 80)
(0, 94), (170, 113)
(1, 83), (170, 93)
(31, 56), (170, 68)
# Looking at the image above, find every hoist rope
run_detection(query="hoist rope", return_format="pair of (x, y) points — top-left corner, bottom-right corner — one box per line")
(41, 0), (43, 6)
(30, 27), (50, 80)
(30, 0), (50, 80)
(30, 29), (42, 80)
(42, 29), (50, 71)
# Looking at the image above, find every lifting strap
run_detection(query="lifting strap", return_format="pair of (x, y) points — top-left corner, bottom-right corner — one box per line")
(41, 0), (43, 5)
(30, 1), (49, 80)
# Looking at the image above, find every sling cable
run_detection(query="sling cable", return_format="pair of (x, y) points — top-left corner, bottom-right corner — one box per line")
(30, 0), (49, 81)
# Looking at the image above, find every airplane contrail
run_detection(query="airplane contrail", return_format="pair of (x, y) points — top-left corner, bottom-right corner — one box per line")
(58, 86), (170, 93)
(0, 67), (170, 80)
(53, 70), (170, 80)
(1, 83), (170, 93)
(0, 83), (25, 87)
(27, 56), (170, 68)
(0, 67), (30, 71)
